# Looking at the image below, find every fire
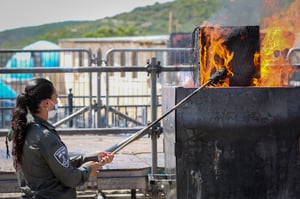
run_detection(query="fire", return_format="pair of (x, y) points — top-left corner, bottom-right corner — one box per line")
(198, 0), (300, 87)
(199, 21), (234, 86)
(256, 0), (299, 86)
(256, 29), (295, 86)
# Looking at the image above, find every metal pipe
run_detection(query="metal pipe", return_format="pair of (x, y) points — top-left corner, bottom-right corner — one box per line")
(104, 67), (228, 154)
(104, 47), (193, 61)
(150, 57), (159, 199)
(0, 66), (193, 73)
(0, 48), (91, 54)
(68, 89), (73, 127)
(0, 127), (143, 137)
(53, 106), (89, 128)
(97, 50), (102, 128)
(108, 107), (143, 126)
(89, 72), (93, 128)
(149, 57), (158, 174)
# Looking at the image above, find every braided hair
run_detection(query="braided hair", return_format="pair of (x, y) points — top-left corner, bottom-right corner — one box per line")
(10, 77), (55, 169)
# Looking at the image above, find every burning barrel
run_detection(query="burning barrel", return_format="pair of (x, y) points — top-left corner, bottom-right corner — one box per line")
(162, 25), (300, 199)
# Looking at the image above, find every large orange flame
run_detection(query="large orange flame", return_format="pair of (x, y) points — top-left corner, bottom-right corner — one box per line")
(199, 21), (234, 86)
(256, 0), (300, 86)
(199, 0), (300, 87)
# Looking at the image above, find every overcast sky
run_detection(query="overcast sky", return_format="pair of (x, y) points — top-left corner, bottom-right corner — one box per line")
(0, 0), (174, 32)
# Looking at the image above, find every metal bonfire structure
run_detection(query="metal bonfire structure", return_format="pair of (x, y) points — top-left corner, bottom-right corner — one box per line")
(162, 25), (300, 199)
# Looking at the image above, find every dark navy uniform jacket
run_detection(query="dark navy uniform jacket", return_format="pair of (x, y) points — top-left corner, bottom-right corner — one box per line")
(21, 117), (95, 199)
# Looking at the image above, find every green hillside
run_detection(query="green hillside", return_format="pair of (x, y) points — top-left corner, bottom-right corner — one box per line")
(0, 0), (294, 49)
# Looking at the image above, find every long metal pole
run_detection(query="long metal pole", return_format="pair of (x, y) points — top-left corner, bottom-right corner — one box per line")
(150, 57), (159, 199)
(0, 66), (192, 73)
(97, 50), (102, 128)
(104, 67), (227, 154)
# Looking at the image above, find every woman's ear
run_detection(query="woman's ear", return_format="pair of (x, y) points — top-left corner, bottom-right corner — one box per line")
(41, 99), (49, 108)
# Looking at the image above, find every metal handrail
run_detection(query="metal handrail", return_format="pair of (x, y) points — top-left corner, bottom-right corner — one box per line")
(0, 127), (144, 137)
(53, 106), (90, 128)
(102, 47), (195, 134)
(0, 48), (91, 54)
(0, 65), (193, 73)
(104, 47), (193, 63)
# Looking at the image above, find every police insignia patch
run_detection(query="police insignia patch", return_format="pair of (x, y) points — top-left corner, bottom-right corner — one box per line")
(54, 146), (70, 168)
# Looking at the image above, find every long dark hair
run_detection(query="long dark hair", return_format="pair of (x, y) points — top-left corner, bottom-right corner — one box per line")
(11, 77), (54, 169)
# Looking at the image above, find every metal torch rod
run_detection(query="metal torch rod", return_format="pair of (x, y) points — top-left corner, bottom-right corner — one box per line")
(105, 67), (227, 154)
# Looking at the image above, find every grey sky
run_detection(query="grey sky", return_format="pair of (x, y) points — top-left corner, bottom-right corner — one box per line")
(0, 0), (174, 31)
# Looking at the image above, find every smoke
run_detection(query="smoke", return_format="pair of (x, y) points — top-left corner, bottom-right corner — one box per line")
(207, 0), (264, 26)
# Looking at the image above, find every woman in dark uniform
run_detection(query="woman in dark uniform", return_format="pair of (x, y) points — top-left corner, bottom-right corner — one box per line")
(10, 77), (114, 199)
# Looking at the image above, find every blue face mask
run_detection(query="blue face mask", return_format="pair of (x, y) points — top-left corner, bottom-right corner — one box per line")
(48, 100), (58, 119)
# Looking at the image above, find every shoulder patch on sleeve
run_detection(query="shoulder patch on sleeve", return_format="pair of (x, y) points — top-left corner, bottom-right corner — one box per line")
(54, 146), (70, 168)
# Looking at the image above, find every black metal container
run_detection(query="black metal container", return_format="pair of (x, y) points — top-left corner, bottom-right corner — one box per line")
(162, 86), (300, 199)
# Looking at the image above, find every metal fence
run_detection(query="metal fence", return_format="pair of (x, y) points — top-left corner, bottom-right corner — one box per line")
(0, 47), (195, 130)
(0, 48), (93, 129)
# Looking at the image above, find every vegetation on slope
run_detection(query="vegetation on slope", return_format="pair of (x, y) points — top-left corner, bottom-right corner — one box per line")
(0, 0), (294, 49)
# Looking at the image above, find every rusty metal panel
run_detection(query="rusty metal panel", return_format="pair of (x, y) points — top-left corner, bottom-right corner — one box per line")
(170, 87), (300, 199)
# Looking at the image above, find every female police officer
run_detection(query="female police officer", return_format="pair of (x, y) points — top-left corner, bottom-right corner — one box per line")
(10, 77), (114, 199)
